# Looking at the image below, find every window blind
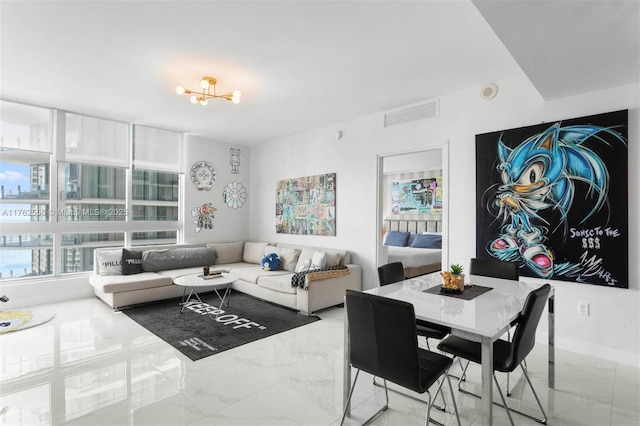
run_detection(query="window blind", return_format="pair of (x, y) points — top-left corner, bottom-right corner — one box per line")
(133, 125), (182, 173)
(63, 113), (129, 167)
(0, 100), (52, 153)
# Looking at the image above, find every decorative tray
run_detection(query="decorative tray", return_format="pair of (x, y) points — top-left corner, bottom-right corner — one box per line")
(440, 286), (463, 295)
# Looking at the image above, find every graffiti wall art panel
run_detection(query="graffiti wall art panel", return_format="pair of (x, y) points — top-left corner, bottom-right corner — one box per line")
(391, 177), (443, 214)
(276, 173), (336, 235)
(475, 110), (628, 288)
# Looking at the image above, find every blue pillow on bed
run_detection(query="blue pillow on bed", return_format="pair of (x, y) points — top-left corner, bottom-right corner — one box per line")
(410, 233), (442, 249)
(384, 231), (410, 247)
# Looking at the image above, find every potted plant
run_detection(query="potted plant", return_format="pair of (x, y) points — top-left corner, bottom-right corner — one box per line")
(441, 263), (465, 292)
(450, 263), (465, 290)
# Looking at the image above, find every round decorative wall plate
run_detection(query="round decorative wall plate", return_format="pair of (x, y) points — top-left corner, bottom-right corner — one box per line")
(190, 161), (216, 191)
(223, 181), (247, 208)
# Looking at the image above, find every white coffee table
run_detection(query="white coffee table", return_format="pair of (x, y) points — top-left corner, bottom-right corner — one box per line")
(174, 272), (238, 319)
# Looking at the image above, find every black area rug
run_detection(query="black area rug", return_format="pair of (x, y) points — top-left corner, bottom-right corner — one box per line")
(123, 290), (320, 361)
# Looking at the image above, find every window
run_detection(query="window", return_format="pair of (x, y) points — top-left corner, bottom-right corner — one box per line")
(61, 163), (127, 221)
(132, 169), (179, 221)
(0, 234), (53, 279)
(0, 149), (51, 222)
(132, 230), (177, 246)
(131, 125), (181, 223)
(0, 101), (184, 282)
(60, 232), (125, 273)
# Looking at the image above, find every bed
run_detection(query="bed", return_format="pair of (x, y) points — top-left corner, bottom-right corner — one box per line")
(383, 219), (442, 278)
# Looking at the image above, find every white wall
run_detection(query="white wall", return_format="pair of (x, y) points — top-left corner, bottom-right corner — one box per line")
(249, 75), (640, 366)
(183, 135), (251, 244)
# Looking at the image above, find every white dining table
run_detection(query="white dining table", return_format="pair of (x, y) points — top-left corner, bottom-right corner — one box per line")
(343, 275), (555, 426)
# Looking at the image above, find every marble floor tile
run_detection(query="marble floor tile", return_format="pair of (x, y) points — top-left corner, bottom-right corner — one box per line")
(1, 297), (638, 426)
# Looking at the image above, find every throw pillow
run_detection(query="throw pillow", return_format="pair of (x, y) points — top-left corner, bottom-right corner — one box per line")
(243, 241), (268, 264)
(311, 250), (327, 269)
(96, 249), (123, 275)
(295, 248), (316, 272)
(207, 241), (244, 264)
(142, 247), (216, 272)
(323, 251), (343, 267)
(121, 249), (143, 275)
(273, 246), (301, 272)
(410, 233), (442, 249)
(384, 231), (410, 247)
(295, 250), (327, 272)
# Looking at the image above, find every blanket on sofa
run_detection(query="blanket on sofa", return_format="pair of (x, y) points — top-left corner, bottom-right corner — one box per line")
(291, 265), (350, 289)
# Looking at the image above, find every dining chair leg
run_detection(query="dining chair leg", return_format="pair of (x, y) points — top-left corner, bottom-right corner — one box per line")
(424, 390), (433, 426)
(341, 369), (389, 426)
(456, 359), (471, 391)
(457, 366), (548, 424)
(493, 373), (515, 426)
(458, 358), (467, 380)
(340, 369), (358, 426)
(521, 364), (548, 424)
(506, 330), (512, 396)
(425, 376), (447, 426)
(372, 376), (446, 411)
(446, 374), (462, 426)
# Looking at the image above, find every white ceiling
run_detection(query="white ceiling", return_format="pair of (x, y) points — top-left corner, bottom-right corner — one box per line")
(1, 1), (638, 145)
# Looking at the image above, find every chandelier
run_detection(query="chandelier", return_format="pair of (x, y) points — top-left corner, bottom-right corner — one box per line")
(175, 76), (241, 105)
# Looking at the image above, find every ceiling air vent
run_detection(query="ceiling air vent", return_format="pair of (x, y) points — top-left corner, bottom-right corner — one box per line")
(384, 100), (439, 127)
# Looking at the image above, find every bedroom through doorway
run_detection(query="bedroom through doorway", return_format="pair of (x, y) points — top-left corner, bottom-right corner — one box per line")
(376, 144), (449, 278)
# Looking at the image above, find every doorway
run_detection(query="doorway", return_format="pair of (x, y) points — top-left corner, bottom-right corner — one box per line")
(376, 143), (449, 272)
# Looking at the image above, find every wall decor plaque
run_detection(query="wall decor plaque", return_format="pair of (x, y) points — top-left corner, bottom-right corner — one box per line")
(190, 161), (216, 191)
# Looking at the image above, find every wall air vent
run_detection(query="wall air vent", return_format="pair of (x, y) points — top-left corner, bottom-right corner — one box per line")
(384, 99), (439, 127)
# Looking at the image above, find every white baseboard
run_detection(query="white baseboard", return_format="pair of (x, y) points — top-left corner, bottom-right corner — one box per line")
(0, 275), (94, 310)
(536, 330), (639, 368)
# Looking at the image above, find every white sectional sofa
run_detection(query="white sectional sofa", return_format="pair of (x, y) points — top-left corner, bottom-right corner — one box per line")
(89, 241), (361, 315)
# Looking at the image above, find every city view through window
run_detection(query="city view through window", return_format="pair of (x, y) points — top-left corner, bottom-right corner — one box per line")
(0, 100), (182, 281)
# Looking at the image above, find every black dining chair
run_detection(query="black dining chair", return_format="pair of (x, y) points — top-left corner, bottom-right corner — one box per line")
(437, 284), (551, 425)
(469, 257), (520, 394)
(375, 262), (454, 409)
(378, 262), (450, 348)
(341, 290), (461, 426)
(469, 257), (519, 281)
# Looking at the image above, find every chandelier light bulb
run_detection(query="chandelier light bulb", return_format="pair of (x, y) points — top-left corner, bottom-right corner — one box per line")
(232, 90), (242, 104)
(175, 85), (185, 95)
(200, 98), (208, 106)
(200, 79), (210, 89)
(190, 95), (198, 104)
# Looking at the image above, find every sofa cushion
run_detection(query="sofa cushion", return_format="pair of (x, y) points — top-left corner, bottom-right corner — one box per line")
(142, 247), (216, 272)
(207, 241), (244, 264)
(266, 245), (301, 272)
(90, 272), (173, 293)
(121, 249), (143, 275)
(257, 274), (297, 295)
(231, 266), (291, 284)
(96, 249), (124, 275)
(243, 241), (268, 264)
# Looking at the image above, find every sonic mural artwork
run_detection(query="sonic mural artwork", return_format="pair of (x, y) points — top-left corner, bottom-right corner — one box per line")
(475, 110), (628, 288)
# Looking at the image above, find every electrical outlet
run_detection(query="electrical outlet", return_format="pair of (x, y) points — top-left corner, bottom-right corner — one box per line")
(578, 301), (590, 316)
